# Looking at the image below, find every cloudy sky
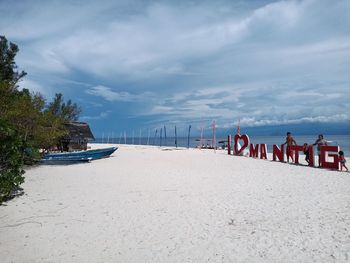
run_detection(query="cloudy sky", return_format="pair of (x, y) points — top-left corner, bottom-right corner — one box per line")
(1, 0), (349, 136)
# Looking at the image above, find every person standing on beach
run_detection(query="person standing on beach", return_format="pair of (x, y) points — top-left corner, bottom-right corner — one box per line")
(339, 151), (348, 172)
(303, 143), (310, 164)
(313, 134), (328, 167)
(282, 132), (296, 163)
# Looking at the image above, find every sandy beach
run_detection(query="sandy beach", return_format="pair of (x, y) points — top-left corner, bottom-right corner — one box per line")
(1, 144), (350, 262)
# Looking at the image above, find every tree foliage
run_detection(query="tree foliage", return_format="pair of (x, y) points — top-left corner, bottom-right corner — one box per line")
(0, 35), (27, 85)
(0, 36), (82, 203)
(0, 120), (25, 203)
(0, 84), (70, 154)
(46, 93), (81, 122)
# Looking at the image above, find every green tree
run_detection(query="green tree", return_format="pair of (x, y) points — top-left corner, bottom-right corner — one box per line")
(0, 36), (82, 203)
(0, 41), (25, 201)
(0, 120), (25, 203)
(46, 93), (81, 122)
(5, 89), (67, 154)
(0, 36), (26, 85)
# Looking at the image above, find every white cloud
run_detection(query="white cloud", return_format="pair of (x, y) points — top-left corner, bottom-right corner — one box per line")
(234, 114), (350, 127)
(86, 85), (153, 102)
(19, 79), (50, 96)
(81, 110), (111, 120)
(1, 0), (349, 130)
(143, 79), (350, 128)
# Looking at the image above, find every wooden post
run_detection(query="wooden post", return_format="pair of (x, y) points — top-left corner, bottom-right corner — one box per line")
(227, 135), (231, 155)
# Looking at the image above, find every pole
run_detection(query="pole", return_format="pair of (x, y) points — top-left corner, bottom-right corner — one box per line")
(200, 126), (204, 149)
(187, 125), (191, 149)
(147, 129), (150, 145)
(139, 129), (141, 145)
(228, 135), (231, 155)
(154, 129), (158, 145)
(160, 128), (163, 147)
(213, 120), (216, 151)
(175, 126), (178, 148)
(164, 125), (167, 146)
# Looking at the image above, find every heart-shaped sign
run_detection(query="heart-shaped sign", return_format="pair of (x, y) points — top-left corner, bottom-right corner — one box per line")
(234, 134), (250, 155)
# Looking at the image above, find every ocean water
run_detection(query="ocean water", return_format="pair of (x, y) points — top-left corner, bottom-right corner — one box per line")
(93, 134), (350, 154)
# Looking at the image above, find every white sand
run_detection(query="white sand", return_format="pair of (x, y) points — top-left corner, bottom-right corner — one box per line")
(1, 144), (350, 262)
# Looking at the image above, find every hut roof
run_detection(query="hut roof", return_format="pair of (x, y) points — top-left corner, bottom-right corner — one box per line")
(64, 122), (95, 141)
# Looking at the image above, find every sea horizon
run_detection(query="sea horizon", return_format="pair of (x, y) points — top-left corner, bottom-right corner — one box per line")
(92, 134), (350, 154)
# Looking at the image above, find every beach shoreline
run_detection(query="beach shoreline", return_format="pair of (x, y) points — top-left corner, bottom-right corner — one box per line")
(1, 144), (349, 262)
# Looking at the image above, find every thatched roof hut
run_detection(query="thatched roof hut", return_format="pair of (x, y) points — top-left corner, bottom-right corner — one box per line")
(64, 122), (95, 140)
(61, 122), (94, 151)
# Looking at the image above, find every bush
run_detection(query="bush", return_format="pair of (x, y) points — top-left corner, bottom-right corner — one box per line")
(0, 119), (25, 204)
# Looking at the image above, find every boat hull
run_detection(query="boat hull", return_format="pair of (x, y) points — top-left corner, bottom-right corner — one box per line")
(40, 157), (92, 165)
(43, 147), (118, 161)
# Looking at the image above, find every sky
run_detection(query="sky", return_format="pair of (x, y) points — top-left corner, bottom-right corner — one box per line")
(1, 0), (350, 136)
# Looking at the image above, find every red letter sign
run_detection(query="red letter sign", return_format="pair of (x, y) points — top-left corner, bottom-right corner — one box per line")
(290, 145), (304, 164)
(249, 144), (259, 158)
(234, 134), (250, 155)
(260, 144), (268, 159)
(320, 146), (339, 170)
(308, 145), (314, 167)
(273, 144), (284, 162)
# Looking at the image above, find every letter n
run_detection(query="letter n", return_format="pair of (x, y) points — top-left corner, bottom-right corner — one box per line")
(273, 144), (284, 162)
